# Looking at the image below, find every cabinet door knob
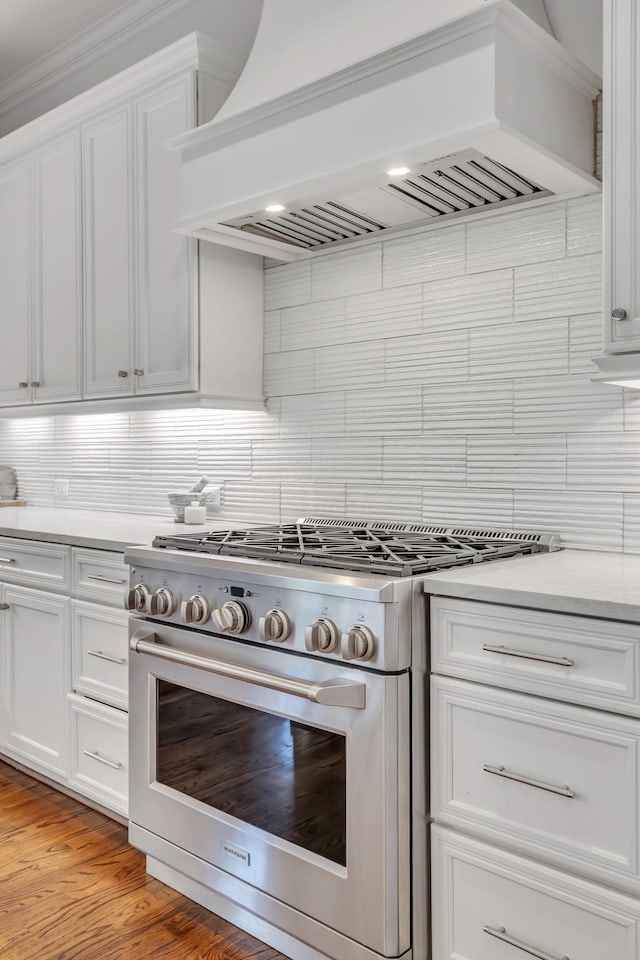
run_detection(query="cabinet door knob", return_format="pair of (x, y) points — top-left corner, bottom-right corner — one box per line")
(18, 382), (28, 389)
(118, 370), (129, 378)
(30, 380), (40, 388)
(133, 368), (144, 376)
(0, 603), (9, 611)
(611, 307), (628, 321)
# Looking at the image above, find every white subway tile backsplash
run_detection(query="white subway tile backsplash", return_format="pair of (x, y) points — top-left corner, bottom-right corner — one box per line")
(468, 435), (566, 488)
(264, 349), (315, 396)
(383, 437), (466, 486)
(346, 387), (422, 435)
(264, 310), (281, 353)
(264, 261), (311, 309)
(514, 254), (602, 322)
(515, 490), (623, 551)
(312, 438), (383, 483)
(569, 313), (603, 375)
(280, 392), (346, 437)
(385, 330), (468, 386)
(222, 481), (280, 524)
(568, 433), (640, 490)
(281, 482), (347, 522)
(467, 203), (566, 272)
(314, 340), (385, 392)
(623, 494), (640, 553)
(345, 484), (423, 522)
(2, 193), (634, 553)
(346, 285), (422, 342)
(422, 269), (513, 330)
(423, 487), (514, 529)
(567, 194), (602, 257)
(252, 439), (312, 482)
(198, 439), (252, 480)
(383, 225), (465, 288)
(470, 319), (569, 380)
(280, 298), (346, 350)
(223, 402), (281, 440)
(423, 381), (513, 433)
(312, 244), (381, 300)
(514, 376), (623, 433)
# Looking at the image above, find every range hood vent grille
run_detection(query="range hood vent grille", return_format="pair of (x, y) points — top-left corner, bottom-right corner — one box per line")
(224, 151), (546, 251)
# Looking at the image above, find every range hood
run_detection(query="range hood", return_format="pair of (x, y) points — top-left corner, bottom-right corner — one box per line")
(171, 0), (601, 262)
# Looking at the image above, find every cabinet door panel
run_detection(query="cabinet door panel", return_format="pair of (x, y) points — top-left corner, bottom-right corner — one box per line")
(33, 133), (82, 402)
(83, 107), (134, 397)
(0, 585), (69, 775)
(135, 74), (197, 394)
(605, 0), (640, 351)
(0, 161), (31, 405)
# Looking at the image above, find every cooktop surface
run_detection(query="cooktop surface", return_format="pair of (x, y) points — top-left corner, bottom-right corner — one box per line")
(152, 518), (560, 577)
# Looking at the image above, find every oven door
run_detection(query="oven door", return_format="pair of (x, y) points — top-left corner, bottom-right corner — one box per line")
(128, 620), (410, 956)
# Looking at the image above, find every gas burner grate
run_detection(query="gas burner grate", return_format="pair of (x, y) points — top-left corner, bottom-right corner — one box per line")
(152, 520), (560, 576)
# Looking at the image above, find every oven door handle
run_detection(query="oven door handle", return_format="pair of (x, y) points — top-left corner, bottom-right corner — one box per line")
(130, 630), (366, 709)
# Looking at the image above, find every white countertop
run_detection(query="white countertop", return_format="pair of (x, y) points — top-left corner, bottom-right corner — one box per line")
(0, 507), (237, 551)
(423, 549), (640, 623)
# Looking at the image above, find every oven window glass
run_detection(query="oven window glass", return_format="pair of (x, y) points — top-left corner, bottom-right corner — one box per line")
(156, 681), (347, 866)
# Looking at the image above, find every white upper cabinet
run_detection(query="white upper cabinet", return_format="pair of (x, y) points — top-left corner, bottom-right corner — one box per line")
(83, 107), (135, 398)
(0, 34), (264, 415)
(33, 132), (83, 403)
(603, 0), (640, 352)
(0, 160), (31, 405)
(135, 75), (197, 395)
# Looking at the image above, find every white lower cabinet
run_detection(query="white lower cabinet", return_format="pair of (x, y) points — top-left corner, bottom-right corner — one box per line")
(431, 826), (640, 960)
(0, 540), (129, 818)
(68, 693), (128, 817)
(431, 675), (640, 893)
(71, 601), (129, 710)
(430, 596), (640, 959)
(0, 583), (69, 776)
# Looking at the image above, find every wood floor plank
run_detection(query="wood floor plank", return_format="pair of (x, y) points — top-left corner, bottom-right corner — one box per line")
(0, 761), (290, 960)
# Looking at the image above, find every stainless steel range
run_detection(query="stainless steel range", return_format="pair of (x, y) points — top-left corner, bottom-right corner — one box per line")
(124, 519), (559, 960)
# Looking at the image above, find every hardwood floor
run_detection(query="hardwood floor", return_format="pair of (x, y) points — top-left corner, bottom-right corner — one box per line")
(0, 761), (290, 960)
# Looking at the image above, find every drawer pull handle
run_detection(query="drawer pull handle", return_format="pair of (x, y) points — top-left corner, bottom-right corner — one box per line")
(87, 574), (127, 585)
(0, 557), (17, 565)
(83, 750), (122, 771)
(484, 925), (569, 960)
(483, 764), (574, 799)
(482, 644), (574, 668)
(88, 649), (126, 665)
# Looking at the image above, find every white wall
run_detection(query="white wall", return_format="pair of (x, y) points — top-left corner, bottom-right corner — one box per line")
(2, 193), (633, 553)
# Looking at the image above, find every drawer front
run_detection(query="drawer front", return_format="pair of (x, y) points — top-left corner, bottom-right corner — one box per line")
(432, 826), (640, 960)
(72, 548), (128, 607)
(68, 694), (128, 816)
(0, 537), (70, 592)
(431, 676), (640, 891)
(431, 596), (640, 717)
(71, 601), (129, 710)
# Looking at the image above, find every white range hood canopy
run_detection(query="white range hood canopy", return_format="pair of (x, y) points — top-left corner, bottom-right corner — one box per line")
(171, 0), (601, 262)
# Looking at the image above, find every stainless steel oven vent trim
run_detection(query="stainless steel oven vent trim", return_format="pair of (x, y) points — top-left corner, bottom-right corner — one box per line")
(223, 151), (547, 250)
(299, 517), (561, 551)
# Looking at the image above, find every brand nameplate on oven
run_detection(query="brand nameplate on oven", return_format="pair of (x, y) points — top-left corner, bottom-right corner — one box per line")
(221, 840), (251, 867)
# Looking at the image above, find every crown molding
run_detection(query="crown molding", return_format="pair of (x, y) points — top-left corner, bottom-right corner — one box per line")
(0, 0), (239, 126)
(0, 32), (236, 162)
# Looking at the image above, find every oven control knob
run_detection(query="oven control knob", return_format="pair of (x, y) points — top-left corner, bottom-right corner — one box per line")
(150, 588), (177, 617)
(258, 609), (292, 643)
(341, 624), (376, 662)
(181, 594), (211, 625)
(305, 618), (339, 653)
(213, 600), (250, 635)
(125, 583), (152, 613)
